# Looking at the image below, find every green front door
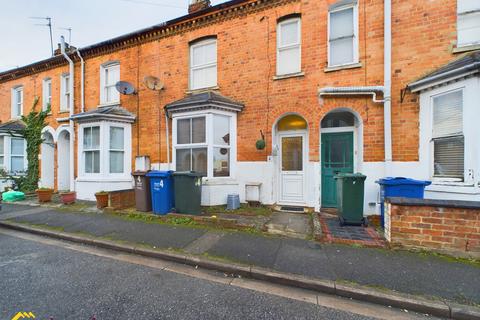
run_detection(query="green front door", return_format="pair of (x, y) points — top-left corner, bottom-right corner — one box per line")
(321, 132), (354, 208)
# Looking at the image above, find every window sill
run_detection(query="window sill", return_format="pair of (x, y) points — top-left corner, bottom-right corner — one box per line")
(324, 62), (362, 73)
(203, 177), (238, 186)
(98, 102), (120, 108)
(76, 176), (132, 183)
(58, 110), (70, 114)
(273, 72), (305, 81)
(426, 181), (479, 195)
(185, 86), (220, 95)
(452, 43), (480, 54)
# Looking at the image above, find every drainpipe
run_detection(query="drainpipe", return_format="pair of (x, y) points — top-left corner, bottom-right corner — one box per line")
(165, 112), (170, 169)
(384, 0), (393, 175)
(76, 50), (85, 113)
(60, 36), (76, 192)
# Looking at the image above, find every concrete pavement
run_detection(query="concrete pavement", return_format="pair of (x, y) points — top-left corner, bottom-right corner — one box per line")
(1, 203), (479, 317)
(0, 231), (433, 320)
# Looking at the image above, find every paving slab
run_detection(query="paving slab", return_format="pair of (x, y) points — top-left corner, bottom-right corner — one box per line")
(265, 212), (312, 239)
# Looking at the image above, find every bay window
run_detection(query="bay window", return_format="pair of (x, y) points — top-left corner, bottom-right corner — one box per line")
(0, 136), (4, 170)
(174, 113), (235, 178)
(457, 0), (480, 47)
(109, 127), (125, 173)
(277, 17), (301, 75)
(10, 138), (25, 173)
(328, 2), (358, 67)
(190, 38), (217, 90)
(83, 126), (101, 174)
(432, 90), (464, 180)
(101, 62), (120, 104)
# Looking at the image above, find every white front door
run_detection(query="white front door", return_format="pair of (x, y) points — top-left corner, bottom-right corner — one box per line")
(279, 133), (305, 203)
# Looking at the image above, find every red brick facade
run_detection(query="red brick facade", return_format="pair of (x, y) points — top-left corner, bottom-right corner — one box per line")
(0, 0), (470, 193)
(386, 200), (480, 258)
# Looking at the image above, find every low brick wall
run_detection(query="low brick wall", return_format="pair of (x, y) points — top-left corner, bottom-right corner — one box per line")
(108, 189), (135, 210)
(385, 197), (480, 258)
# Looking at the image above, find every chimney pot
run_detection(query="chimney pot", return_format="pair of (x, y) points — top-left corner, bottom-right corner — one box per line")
(188, 0), (211, 14)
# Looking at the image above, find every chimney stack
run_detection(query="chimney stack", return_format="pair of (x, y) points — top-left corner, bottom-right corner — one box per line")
(188, 0), (211, 14)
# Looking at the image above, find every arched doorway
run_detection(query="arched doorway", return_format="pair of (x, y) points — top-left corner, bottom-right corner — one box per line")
(320, 110), (362, 208)
(57, 129), (71, 191)
(274, 114), (308, 204)
(40, 131), (55, 189)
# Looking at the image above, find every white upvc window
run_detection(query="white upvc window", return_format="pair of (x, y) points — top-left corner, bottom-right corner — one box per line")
(277, 17), (301, 76)
(109, 126), (125, 174)
(328, 3), (358, 67)
(457, 0), (480, 47)
(83, 126), (101, 174)
(432, 90), (464, 180)
(78, 122), (132, 179)
(11, 86), (23, 119)
(0, 136), (4, 170)
(173, 111), (236, 178)
(42, 78), (52, 111)
(10, 137), (26, 174)
(189, 38), (217, 90)
(60, 73), (70, 112)
(100, 62), (120, 104)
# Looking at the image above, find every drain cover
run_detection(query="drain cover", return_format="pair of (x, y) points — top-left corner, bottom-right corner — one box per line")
(280, 206), (304, 212)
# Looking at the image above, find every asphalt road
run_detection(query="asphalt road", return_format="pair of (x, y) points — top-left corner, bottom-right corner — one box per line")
(0, 232), (379, 320)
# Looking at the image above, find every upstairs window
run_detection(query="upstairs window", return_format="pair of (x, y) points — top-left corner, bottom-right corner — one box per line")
(328, 2), (358, 67)
(11, 86), (23, 118)
(101, 62), (120, 104)
(457, 0), (480, 47)
(190, 38), (217, 90)
(432, 90), (464, 180)
(277, 17), (301, 75)
(60, 73), (70, 112)
(42, 78), (52, 111)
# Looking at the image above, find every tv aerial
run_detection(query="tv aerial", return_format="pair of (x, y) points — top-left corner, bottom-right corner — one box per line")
(143, 76), (164, 91)
(115, 81), (136, 95)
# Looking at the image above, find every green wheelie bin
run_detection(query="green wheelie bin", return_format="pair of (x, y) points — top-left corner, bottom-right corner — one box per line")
(173, 171), (203, 215)
(334, 173), (367, 226)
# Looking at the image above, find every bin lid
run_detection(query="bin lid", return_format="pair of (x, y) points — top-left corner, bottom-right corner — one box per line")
(334, 173), (366, 180)
(172, 171), (204, 177)
(146, 170), (173, 177)
(375, 177), (432, 186)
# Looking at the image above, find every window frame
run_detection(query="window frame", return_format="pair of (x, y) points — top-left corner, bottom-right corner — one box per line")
(78, 121), (132, 180)
(276, 17), (302, 76)
(189, 38), (218, 91)
(10, 137), (26, 174)
(11, 86), (23, 119)
(60, 73), (70, 112)
(327, 3), (359, 68)
(83, 126), (101, 175)
(100, 62), (121, 105)
(429, 88), (465, 182)
(172, 110), (237, 179)
(457, 0), (480, 48)
(42, 77), (52, 112)
(109, 126), (125, 174)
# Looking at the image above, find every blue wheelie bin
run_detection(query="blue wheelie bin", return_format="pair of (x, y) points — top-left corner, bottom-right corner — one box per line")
(376, 177), (431, 227)
(146, 171), (174, 215)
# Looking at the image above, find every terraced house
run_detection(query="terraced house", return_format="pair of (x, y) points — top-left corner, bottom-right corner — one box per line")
(0, 0), (479, 214)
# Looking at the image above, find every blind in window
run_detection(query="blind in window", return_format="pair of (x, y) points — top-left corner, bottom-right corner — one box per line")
(432, 90), (463, 138)
(434, 136), (464, 178)
(329, 7), (355, 66)
(457, 0), (480, 46)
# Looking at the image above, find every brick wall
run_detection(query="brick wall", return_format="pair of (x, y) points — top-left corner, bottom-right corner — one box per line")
(108, 189), (135, 210)
(385, 198), (480, 258)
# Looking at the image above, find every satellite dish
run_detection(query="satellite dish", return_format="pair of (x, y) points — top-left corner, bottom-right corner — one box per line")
(115, 81), (136, 95)
(144, 76), (164, 91)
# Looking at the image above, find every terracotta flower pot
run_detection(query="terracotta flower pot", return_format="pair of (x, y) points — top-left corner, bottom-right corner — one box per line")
(36, 189), (53, 203)
(60, 192), (76, 205)
(95, 192), (109, 209)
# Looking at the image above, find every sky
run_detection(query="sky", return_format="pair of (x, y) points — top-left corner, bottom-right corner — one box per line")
(0, 0), (226, 72)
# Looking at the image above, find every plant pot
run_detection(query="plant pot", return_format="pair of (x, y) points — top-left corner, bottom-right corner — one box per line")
(60, 192), (76, 205)
(36, 189), (53, 203)
(95, 193), (109, 209)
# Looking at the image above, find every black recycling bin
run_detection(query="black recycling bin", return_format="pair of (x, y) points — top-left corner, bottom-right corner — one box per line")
(132, 171), (151, 212)
(173, 171), (203, 215)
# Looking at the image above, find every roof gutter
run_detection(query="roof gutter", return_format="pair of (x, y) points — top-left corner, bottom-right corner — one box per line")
(60, 36), (76, 192)
(407, 61), (480, 92)
(318, 86), (386, 103)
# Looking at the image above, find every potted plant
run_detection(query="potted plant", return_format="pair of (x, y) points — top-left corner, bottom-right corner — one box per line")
(60, 191), (76, 205)
(36, 188), (53, 203)
(95, 191), (109, 209)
